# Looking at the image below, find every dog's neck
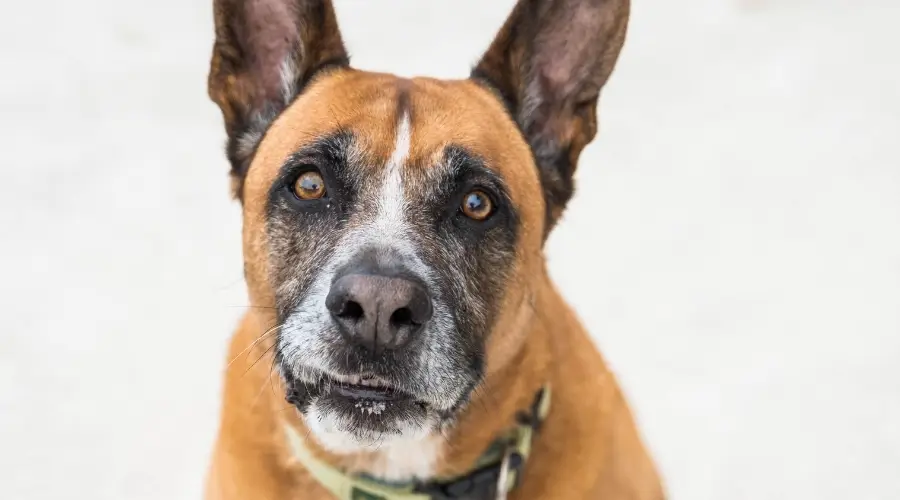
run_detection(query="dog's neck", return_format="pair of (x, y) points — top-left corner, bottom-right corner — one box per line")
(279, 275), (555, 483)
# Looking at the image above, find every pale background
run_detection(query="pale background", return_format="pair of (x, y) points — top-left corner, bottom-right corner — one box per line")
(1, 0), (898, 498)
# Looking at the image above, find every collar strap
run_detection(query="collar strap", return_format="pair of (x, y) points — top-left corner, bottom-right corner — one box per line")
(283, 386), (551, 500)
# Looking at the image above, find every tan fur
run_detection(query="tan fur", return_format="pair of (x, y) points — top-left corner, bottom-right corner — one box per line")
(206, 71), (664, 499)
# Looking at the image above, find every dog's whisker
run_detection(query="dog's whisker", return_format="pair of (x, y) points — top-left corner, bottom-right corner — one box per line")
(227, 323), (282, 370)
(276, 405), (298, 415)
(241, 342), (278, 380)
(249, 369), (274, 409)
(268, 354), (280, 397)
(216, 275), (248, 292)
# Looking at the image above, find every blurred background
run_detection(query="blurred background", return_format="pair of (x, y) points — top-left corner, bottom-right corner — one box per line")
(1, 0), (899, 498)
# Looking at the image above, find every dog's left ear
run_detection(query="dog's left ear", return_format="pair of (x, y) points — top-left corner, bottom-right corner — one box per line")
(473, 0), (629, 231)
(208, 0), (349, 198)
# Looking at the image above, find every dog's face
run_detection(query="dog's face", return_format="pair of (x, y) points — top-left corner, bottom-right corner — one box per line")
(209, 0), (628, 452)
(250, 75), (543, 450)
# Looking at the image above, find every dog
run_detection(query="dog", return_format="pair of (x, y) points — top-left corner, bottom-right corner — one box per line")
(204, 0), (664, 498)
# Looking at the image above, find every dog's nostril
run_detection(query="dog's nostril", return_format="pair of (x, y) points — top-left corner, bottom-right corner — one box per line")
(338, 300), (364, 320)
(389, 307), (415, 327)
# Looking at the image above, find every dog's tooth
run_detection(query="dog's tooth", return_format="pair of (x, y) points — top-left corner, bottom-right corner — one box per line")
(349, 375), (361, 385)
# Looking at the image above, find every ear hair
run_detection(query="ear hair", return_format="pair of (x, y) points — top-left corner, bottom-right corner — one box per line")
(472, 0), (630, 233)
(208, 0), (349, 199)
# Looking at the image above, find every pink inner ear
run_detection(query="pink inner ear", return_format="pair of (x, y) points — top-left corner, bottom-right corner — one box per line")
(536, 1), (606, 101)
(242, 0), (298, 108)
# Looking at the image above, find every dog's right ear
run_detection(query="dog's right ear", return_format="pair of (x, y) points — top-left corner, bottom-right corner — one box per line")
(208, 0), (348, 198)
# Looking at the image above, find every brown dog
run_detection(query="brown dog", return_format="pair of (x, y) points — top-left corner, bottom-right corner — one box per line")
(205, 0), (663, 498)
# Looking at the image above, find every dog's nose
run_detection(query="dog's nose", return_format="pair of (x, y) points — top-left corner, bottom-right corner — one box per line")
(325, 274), (433, 354)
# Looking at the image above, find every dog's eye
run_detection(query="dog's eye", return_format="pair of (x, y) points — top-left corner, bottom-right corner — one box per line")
(293, 171), (326, 200)
(460, 190), (494, 221)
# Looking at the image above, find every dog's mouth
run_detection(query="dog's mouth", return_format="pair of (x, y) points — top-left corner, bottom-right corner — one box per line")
(333, 379), (400, 401)
(324, 373), (417, 403)
(285, 370), (430, 426)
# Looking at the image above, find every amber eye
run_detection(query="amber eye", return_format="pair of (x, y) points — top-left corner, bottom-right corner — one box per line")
(293, 171), (326, 200)
(460, 190), (494, 221)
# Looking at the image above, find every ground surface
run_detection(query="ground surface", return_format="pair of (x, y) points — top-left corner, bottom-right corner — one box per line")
(1, 0), (899, 498)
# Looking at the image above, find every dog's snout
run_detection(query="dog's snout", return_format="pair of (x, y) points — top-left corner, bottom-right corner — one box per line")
(326, 274), (433, 354)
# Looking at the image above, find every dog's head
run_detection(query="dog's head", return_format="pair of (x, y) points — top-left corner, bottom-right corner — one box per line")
(209, 0), (628, 453)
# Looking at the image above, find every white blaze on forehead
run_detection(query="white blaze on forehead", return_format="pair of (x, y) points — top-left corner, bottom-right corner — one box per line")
(389, 111), (412, 173)
(374, 112), (412, 239)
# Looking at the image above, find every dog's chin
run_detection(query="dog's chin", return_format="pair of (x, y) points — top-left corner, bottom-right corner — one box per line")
(304, 398), (437, 453)
(286, 374), (443, 453)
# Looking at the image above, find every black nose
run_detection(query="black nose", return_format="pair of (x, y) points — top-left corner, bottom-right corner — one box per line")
(325, 274), (433, 354)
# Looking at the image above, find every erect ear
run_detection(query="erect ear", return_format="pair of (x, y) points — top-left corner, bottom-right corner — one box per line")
(208, 0), (348, 198)
(472, 0), (629, 231)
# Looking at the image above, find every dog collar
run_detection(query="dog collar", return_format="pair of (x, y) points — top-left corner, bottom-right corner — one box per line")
(283, 386), (551, 500)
